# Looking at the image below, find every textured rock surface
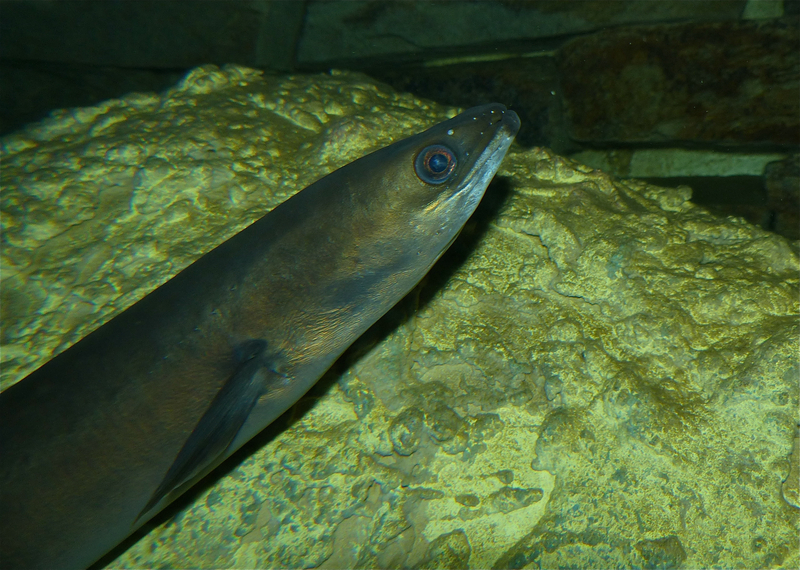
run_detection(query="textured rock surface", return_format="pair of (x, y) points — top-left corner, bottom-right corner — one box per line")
(298, 0), (746, 65)
(1, 66), (797, 569)
(559, 17), (800, 146)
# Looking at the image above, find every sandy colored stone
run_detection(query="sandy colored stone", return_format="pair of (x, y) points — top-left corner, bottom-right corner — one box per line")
(1, 66), (797, 569)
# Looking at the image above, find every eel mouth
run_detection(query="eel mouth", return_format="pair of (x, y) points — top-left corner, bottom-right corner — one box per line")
(457, 108), (520, 211)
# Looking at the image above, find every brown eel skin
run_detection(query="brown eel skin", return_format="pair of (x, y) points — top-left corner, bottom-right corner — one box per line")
(0, 103), (519, 570)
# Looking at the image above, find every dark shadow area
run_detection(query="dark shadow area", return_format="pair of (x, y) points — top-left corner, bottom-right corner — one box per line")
(90, 173), (513, 569)
(0, 60), (186, 136)
(364, 55), (563, 151)
(640, 175), (776, 232)
(642, 175), (766, 208)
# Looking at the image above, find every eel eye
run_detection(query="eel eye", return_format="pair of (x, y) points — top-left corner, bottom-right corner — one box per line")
(414, 144), (457, 185)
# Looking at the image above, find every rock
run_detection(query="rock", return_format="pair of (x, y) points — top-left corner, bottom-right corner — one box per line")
(297, 0), (747, 66)
(1, 66), (797, 569)
(559, 17), (800, 146)
(766, 155), (800, 241)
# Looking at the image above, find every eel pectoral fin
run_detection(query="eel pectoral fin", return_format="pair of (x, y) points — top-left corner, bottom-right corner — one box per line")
(136, 340), (275, 523)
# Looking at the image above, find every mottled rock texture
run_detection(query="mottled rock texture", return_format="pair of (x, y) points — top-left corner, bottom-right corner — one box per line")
(559, 17), (800, 146)
(1, 66), (797, 569)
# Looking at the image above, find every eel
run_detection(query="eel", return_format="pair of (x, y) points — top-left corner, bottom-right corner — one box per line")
(0, 103), (520, 570)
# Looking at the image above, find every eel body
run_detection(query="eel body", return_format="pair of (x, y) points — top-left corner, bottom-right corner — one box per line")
(0, 103), (520, 569)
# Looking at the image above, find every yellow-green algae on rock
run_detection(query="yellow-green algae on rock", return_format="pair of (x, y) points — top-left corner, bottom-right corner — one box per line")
(1, 66), (797, 569)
